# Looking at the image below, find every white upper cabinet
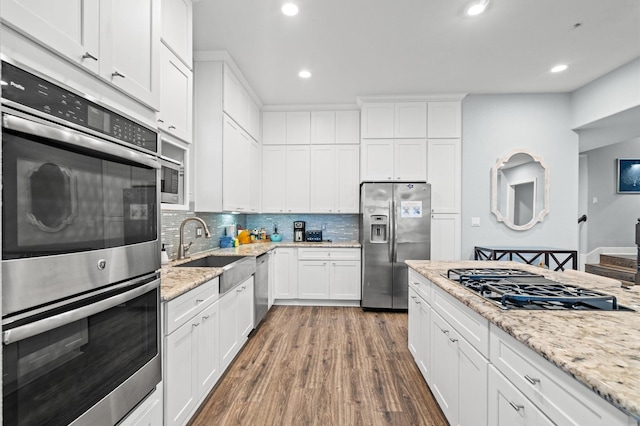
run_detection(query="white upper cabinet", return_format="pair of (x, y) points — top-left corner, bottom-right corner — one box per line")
(428, 102), (462, 138)
(262, 112), (287, 145)
(311, 111), (336, 144)
(286, 112), (311, 144)
(285, 146), (310, 212)
(310, 145), (359, 213)
(335, 110), (360, 144)
(261, 146), (286, 212)
(395, 102), (427, 138)
(1, 0), (100, 74)
(394, 139), (427, 181)
(99, 0), (161, 109)
(360, 140), (395, 181)
(159, 45), (192, 143)
(161, 0), (192, 68)
(361, 103), (395, 138)
(428, 139), (461, 213)
(2, 0), (160, 109)
(222, 65), (259, 140)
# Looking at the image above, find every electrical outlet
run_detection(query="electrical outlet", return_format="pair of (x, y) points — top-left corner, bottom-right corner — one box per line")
(471, 217), (480, 227)
(196, 227), (203, 237)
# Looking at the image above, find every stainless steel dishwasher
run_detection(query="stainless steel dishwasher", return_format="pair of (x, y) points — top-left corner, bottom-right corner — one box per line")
(254, 252), (270, 327)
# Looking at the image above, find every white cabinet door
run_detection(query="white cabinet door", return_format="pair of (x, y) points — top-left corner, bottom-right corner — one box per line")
(285, 146), (310, 212)
(298, 261), (330, 299)
(286, 112), (311, 144)
(1, 0), (100, 73)
(394, 139), (427, 181)
(361, 103), (394, 138)
(419, 299), (431, 382)
(394, 102), (427, 138)
(161, 0), (192, 67)
(428, 102), (462, 138)
(488, 366), (554, 426)
(428, 139), (461, 213)
(248, 101), (260, 141)
(120, 383), (163, 426)
(361, 139), (394, 181)
(160, 45), (193, 143)
(218, 290), (239, 371)
(238, 277), (254, 338)
(222, 117), (249, 212)
(248, 139), (260, 213)
(261, 146), (286, 213)
(458, 335), (489, 426)
(165, 319), (198, 426)
(408, 288), (421, 358)
(223, 67), (250, 130)
(268, 251), (276, 309)
(310, 145), (336, 212)
(262, 112), (286, 145)
(311, 111), (336, 144)
(335, 145), (360, 213)
(196, 301), (220, 398)
(274, 248), (298, 299)
(430, 311), (460, 425)
(335, 111), (360, 144)
(100, 0), (160, 108)
(330, 260), (361, 299)
(431, 213), (461, 261)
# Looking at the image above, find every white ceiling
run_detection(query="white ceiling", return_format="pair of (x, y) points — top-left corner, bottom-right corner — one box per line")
(193, 0), (640, 106)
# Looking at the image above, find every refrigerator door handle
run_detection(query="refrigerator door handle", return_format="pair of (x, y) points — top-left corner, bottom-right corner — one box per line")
(389, 200), (394, 263)
(393, 200), (398, 263)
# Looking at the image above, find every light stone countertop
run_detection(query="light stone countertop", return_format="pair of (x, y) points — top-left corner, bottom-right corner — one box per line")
(160, 241), (360, 301)
(405, 260), (640, 420)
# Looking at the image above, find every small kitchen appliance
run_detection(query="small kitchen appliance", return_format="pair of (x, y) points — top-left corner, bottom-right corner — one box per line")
(160, 157), (183, 204)
(445, 268), (633, 311)
(293, 221), (306, 242)
(305, 230), (322, 242)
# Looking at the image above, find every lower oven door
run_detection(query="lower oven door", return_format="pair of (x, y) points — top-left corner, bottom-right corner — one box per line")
(2, 273), (161, 426)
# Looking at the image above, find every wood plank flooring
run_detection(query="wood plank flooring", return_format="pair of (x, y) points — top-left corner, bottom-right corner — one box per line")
(189, 305), (447, 426)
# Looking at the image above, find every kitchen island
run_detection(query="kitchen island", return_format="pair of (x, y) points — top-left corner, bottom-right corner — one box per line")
(406, 260), (640, 424)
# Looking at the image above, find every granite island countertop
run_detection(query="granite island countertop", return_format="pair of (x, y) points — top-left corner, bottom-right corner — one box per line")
(405, 259), (640, 420)
(161, 241), (360, 301)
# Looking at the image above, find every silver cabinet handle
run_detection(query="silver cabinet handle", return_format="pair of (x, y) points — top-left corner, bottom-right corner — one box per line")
(524, 375), (540, 385)
(196, 299), (204, 303)
(202, 315), (210, 320)
(449, 337), (458, 343)
(509, 401), (524, 412)
(157, 119), (165, 123)
(82, 52), (98, 61)
(112, 70), (125, 78)
(169, 125), (176, 130)
(192, 322), (200, 327)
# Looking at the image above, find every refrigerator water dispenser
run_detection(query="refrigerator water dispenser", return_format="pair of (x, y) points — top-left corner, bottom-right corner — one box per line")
(370, 215), (388, 243)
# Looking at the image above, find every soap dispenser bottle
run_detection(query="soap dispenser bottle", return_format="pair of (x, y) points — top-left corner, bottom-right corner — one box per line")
(161, 243), (169, 265)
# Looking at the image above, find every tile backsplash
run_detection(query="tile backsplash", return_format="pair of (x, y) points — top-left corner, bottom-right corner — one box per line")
(161, 211), (359, 260)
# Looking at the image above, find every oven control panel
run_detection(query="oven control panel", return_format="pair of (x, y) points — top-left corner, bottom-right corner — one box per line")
(1, 61), (158, 153)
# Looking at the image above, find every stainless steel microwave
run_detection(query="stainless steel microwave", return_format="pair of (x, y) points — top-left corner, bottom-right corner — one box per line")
(160, 158), (183, 204)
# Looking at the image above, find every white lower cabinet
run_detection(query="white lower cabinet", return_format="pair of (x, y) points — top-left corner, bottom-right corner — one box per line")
(488, 365), (554, 426)
(164, 278), (220, 426)
(219, 276), (254, 371)
(297, 248), (361, 300)
(408, 287), (431, 381)
(431, 213), (461, 261)
(118, 382), (163, 426)
(274, 247), (298, 299)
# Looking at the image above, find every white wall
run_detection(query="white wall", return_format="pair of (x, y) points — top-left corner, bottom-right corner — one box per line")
(460, 94), (579, 260)
(571, 58), (640, 129)
(585, 138), (640, 251)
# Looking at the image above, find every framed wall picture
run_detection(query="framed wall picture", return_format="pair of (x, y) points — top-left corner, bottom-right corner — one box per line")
(617, 158), (640, 193)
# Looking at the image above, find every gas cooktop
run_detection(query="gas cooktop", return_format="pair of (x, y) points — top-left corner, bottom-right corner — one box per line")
(445, 268), (634, 311)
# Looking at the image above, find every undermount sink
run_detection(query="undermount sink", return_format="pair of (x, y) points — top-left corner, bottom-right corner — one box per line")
(175, 255), (256, 294)
(177, 255), (246, 268)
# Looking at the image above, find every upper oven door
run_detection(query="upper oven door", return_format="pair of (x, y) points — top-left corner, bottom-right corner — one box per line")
(2, 111), (161, 316)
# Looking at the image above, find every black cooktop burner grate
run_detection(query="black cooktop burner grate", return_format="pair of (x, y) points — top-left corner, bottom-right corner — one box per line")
(445, 267), (632, 311)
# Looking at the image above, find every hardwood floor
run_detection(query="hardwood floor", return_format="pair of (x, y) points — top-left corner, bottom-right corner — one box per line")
(189, 306), (447, 426)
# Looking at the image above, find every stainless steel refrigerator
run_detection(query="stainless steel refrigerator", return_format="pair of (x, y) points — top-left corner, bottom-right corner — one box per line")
(360, 182), (431, 309)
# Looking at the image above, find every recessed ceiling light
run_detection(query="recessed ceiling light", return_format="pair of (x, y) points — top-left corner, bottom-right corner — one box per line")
(282, 3), (298, 16)
(298, 70), (311, 79)
(550, 64), (568, 73)
(466, 0), (489, 16)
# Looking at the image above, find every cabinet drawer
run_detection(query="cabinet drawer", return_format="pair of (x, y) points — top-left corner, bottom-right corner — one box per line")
(432, 285), (489, 357)
(297, 247), (360, 261)
(490, 326), (630, 426)
(408, 268), (431, 303)
(164, 278), (219, 335)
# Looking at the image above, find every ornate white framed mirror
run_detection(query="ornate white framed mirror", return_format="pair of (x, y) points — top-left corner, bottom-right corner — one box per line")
(491, 149), (549, 231)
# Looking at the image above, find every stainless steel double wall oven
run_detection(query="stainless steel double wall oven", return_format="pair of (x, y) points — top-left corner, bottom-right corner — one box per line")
(1, 58), (161, 425)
